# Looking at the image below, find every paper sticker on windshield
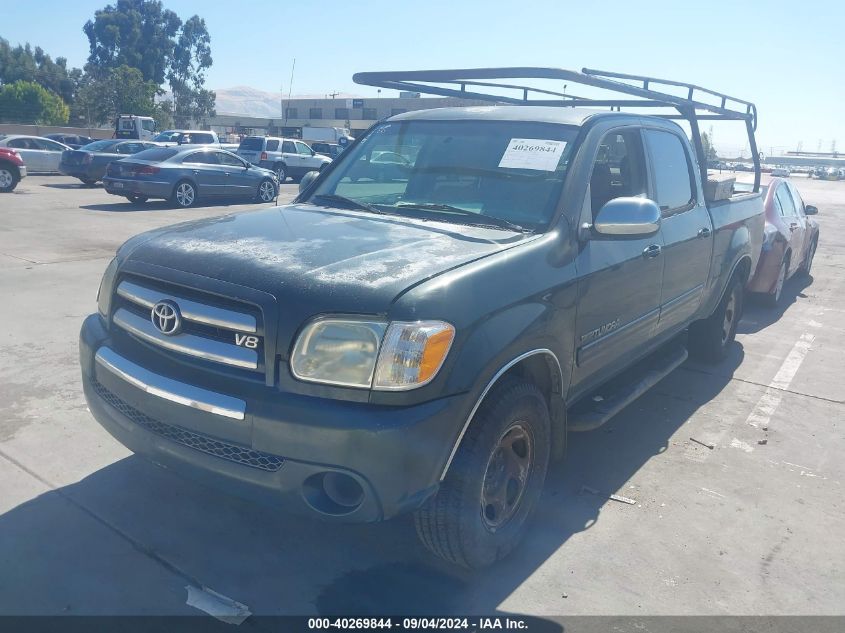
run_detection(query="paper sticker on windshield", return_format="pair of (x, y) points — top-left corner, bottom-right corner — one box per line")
(498, 139), (566, 171)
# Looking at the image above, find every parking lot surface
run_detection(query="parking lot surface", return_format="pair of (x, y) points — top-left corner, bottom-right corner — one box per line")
(1, 175), (843, 616)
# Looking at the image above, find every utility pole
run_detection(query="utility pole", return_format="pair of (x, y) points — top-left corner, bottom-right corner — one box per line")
(328, 91), (340, 99)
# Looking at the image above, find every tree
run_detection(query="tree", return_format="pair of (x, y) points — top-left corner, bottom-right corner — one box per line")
(73, 65), (169, 127)
(0, 38), (79, 105)
(83, 0), (181, 85)
(167, 15), (215, 126)
(0, 80), (69, 125)
(84, 1), (216, 126)
(701, 130), (718, 161)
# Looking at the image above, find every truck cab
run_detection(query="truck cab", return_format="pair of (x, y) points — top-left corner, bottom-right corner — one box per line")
(115, 115), (157, 141)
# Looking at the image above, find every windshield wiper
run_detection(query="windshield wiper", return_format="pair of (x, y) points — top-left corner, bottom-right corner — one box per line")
(311, 194), (386, 215)
(394, 202), (531, 233)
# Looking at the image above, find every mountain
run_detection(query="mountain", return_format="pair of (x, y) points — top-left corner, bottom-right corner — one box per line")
(213, 86), (361, 118)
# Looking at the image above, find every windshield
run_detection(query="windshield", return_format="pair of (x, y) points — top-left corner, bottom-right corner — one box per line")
(81, 140), (119, 152)
(307, 120), (577, 231)
(153, 131), (181, 142)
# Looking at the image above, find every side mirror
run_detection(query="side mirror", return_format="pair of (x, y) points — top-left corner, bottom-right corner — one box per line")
(593, 197), (661, 236)
(805, 205), (818, 215)
(299, 170), (320, 193)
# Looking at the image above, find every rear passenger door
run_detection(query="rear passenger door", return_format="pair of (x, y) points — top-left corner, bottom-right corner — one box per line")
(643, 128), (713, 335)
(571, 128), (665, 396)
(181, 151), (226, 196)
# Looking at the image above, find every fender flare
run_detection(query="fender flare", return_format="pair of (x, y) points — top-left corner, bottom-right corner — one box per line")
(439, 348), (563, 481)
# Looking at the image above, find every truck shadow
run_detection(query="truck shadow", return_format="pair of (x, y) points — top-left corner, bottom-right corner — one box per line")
(739, 275), (814, 335)
(0, 346), (743, 617)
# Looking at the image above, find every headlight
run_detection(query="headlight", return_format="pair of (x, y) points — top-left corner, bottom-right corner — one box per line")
(97, 257), (119, 318)
(290, 319), (387, 388)
(374, 321), (455, 391)
(290, 318), (455, 390)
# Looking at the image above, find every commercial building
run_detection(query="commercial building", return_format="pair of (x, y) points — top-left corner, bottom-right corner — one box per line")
(208, 94), (489, 141)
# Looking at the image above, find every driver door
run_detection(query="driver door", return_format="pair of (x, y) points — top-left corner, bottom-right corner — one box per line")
(570, 128), (665, 398)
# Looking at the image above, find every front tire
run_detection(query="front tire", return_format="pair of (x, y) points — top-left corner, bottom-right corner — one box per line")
(414, 380), (551, 569)
(800, 240), (817, 277)
(0, 166), (19, 192)
(257, 178), (276, 203)
(689, 275), (744, 363)
(274, 163), (287, 183)
(172, 180), (197, 208)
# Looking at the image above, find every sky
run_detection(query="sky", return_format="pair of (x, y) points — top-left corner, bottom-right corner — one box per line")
(3, 0), (844, 156)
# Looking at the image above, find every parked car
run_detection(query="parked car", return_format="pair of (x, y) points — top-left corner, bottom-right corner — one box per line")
(102, 146), (278, 207)
(747, 178), (819, 306)
(236, 136), (331, 182)
(771, 166), (790, 177)
(82, 67), (765, 569)
(816, 166), (841, 181)
(0, 134), (70, 173)
(152, 129), (222, 147)
(59, 140), (159, 185)
(45, 134), (96, 149)
(0, 147), (27, 192)
(310, 142), (344, 159)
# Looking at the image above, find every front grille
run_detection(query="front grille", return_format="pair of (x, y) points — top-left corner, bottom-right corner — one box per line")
(93, 380), (284, 472)
(111, 276), (265, 376)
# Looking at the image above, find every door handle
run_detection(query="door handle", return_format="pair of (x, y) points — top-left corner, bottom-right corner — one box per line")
(698, 227), (712, 238)
(643, 244), (662, 258)
(789, 223), (799, 231)
(192, 170), (200, 175)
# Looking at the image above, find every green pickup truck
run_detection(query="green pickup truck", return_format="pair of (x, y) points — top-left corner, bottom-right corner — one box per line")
(80, 68), (764, 568)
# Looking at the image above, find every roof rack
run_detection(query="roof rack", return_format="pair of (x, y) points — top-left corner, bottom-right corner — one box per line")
(353, 67), (761, 191)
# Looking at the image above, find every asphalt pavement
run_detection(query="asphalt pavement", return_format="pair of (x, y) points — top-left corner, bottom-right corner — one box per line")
(0, 174), (843, 617)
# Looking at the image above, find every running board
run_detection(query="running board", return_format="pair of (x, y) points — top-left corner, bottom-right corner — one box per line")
(568, 344), (688, 432)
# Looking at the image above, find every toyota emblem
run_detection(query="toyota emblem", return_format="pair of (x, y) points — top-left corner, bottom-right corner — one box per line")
(151, 300), (182, 335)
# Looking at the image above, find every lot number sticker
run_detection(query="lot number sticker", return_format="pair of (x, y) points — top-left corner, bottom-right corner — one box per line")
(498, 139), (566, 171)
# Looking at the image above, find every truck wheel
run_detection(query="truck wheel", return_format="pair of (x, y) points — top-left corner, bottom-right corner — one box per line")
(0, 166), (19, 192)
(414, 380), (550, 569)
(274, 164), (287, 182)
(689, 275), (744, 363)
(172, 180), (197, 208)
(764, 258), (788, 307)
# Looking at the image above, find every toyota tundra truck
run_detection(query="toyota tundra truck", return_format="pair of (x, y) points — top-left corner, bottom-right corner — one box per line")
(80, 68), (764, 568)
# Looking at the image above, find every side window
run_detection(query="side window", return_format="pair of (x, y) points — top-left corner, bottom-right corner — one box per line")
(296, 142), (312, 156)
(787, 182), (805, 216)
(590, 129), (647, 215)
(265, 140), (279, 151)
(42, 139), (66, 152)
(142, 120), (155, 132)
(775, 185), (796, 217)
(183, 152), (218, 165)
(282, 141), (296, 153)
(216, 152), (245, 167)
(643, 129), (695, 213)
(8, 138), (31, 149)
(117, 142), (142, 154)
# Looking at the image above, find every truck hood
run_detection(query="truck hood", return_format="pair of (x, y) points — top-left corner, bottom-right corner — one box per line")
(124, 204), (530, 315)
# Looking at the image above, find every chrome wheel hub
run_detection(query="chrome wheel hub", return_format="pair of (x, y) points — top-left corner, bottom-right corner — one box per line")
(176, 184), (194, 206)
(481, 423), (533, 531)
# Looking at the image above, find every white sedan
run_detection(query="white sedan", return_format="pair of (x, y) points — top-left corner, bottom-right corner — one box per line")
(771, 166), (791, 177)
(0, 134), (71, 173)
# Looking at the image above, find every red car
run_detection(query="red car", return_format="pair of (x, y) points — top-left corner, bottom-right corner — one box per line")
(0, 146), (27, 193)
(747, 178), (819, 306)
